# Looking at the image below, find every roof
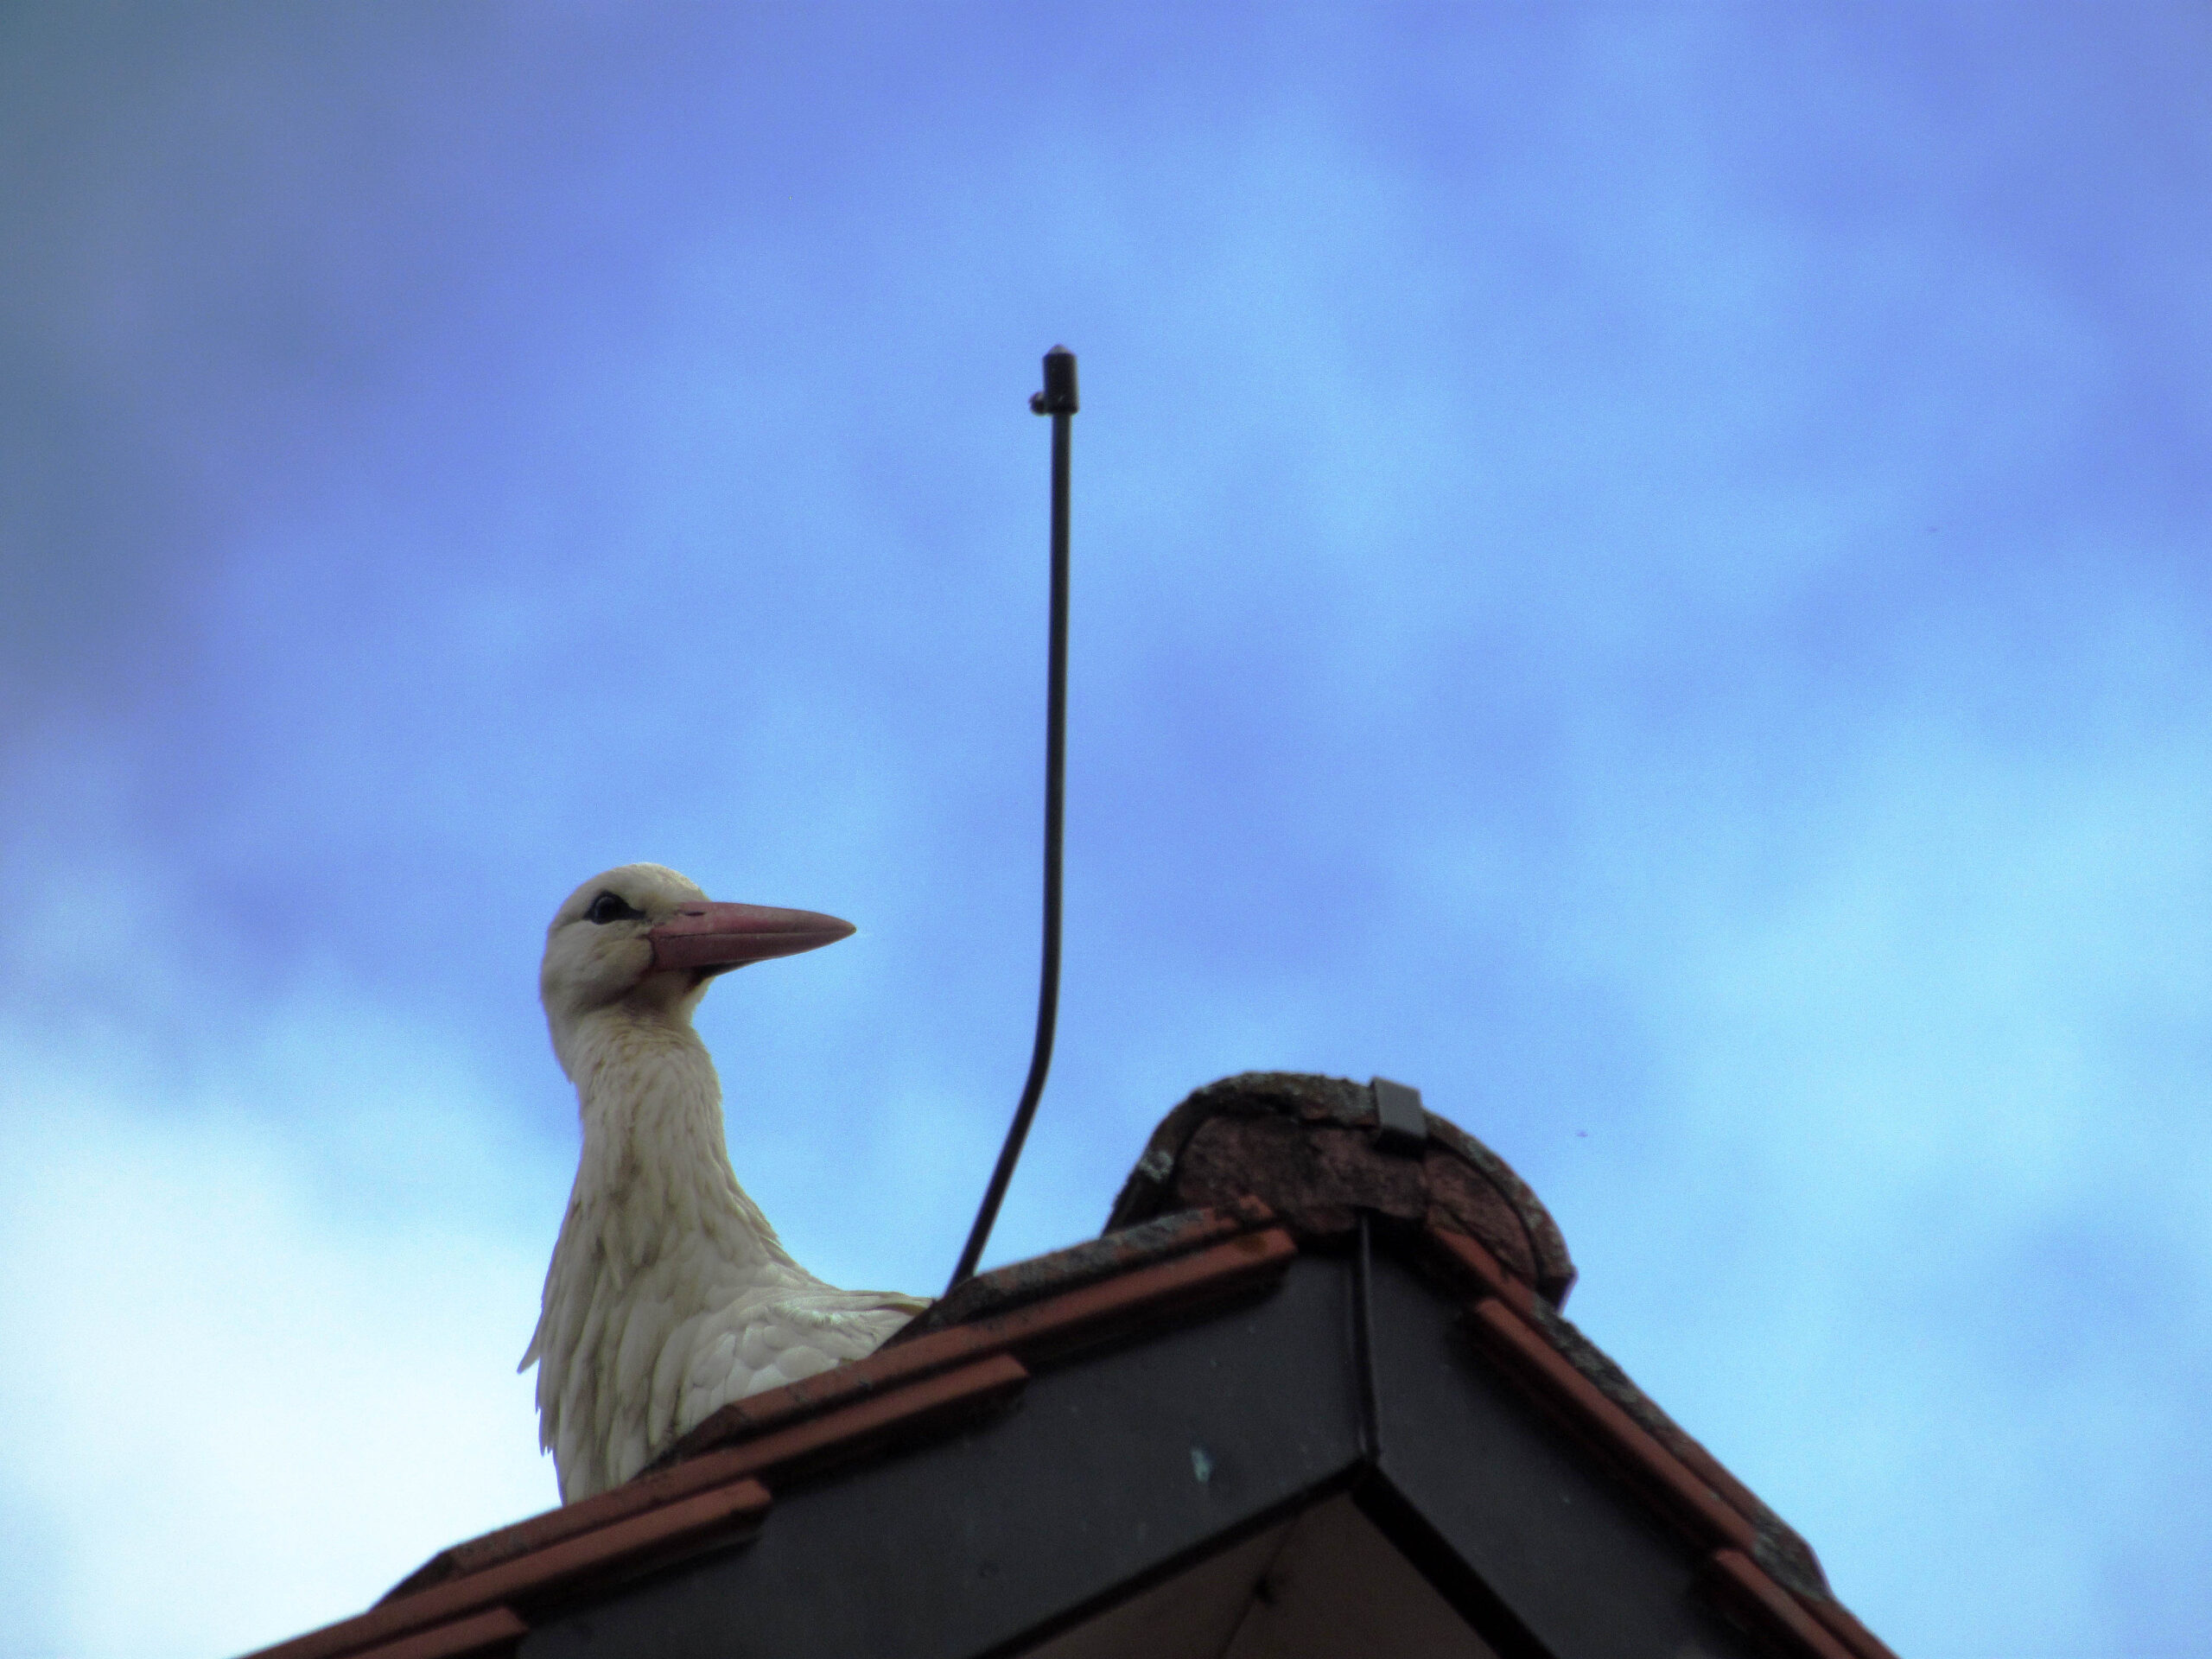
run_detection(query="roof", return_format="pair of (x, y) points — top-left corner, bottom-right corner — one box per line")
(244, 1072), (1901, 1659)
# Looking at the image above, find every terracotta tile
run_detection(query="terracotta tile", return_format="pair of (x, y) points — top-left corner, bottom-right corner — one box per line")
(672, 1352), (1031, 1495)
(1466, 1297), (1757, 1554)
(406, 1352), (1027, 1625)
(382, 1477), (676, 1605)
(1421, 1224), (1535, 1316)
(246, 1480), (769, 1659)
(1704, 1550), (1858, 1659)
(350, 1606), (525, 1659)
(1433, 1231), (1828, 1599)
(897, 1197), (1279, 1339)
(1800, 1592), (1904, 1659)
(671, 1227), (1295, 1462)
(1174, 1116), (1427, 1237)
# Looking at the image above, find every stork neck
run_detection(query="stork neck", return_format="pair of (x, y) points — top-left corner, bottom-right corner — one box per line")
(563, 1005), (791, 1270)
(569, 1006), (713, 1121)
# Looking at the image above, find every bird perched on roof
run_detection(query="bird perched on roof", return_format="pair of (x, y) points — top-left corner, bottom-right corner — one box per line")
(523, 863), (926, 1502)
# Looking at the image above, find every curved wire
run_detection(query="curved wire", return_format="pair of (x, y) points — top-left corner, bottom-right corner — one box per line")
(946, 348), (1077, 1294)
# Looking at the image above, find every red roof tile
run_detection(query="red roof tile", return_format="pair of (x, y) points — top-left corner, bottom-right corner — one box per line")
(346, 1606), (524, 1659)
(256, 1478), (769, 1659)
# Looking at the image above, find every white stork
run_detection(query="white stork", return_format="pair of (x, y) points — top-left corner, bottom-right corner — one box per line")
(523, 863), (925, 1502)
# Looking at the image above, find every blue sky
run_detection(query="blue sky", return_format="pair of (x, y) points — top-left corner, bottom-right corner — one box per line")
(1, 5), (2206, 1656)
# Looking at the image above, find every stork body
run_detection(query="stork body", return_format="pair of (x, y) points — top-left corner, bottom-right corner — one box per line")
(524, 864), (924, 1503)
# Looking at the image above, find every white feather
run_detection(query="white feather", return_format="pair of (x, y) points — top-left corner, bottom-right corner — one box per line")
(522, 864), (924, 1502)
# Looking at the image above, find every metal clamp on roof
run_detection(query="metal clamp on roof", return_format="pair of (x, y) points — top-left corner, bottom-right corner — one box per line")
(1370, 1076), (1429, 1156)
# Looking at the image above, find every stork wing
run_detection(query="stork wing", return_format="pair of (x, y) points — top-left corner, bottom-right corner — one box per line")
(667, 1287), (927, 1452)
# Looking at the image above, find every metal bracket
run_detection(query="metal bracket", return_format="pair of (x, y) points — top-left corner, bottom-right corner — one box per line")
(1370, 1077), (1429, 1156)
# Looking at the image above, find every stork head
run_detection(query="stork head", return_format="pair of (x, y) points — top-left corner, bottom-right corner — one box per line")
(539, 863), (855, 1068)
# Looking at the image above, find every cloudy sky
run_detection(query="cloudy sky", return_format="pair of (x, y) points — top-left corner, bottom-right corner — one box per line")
(2, 5), (2206, 1656)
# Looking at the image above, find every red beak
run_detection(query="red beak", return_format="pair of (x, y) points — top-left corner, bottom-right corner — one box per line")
(648, 901), (856, 976)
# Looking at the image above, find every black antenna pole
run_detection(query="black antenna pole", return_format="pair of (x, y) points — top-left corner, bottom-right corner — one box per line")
(947, 345), (1078, 1294)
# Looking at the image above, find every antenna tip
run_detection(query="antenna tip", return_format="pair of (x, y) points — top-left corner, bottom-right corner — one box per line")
(1031, 346), (1079, 416)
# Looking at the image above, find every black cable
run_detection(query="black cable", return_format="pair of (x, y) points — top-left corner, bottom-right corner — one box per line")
(946, 346), (1078, 1294)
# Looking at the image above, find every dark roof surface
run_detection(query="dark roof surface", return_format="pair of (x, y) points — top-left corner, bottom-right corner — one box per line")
(244, 1074), (1899, 1659)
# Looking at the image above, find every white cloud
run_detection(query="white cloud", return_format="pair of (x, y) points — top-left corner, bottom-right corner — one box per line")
(0, 998), (562, 1659)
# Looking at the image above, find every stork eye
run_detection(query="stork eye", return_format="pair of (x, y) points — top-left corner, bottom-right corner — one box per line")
(587, 892), (645, 925)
